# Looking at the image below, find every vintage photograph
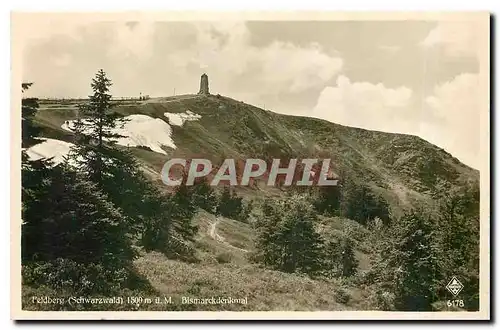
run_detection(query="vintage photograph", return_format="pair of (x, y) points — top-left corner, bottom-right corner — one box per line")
(11, 12), (490, 320)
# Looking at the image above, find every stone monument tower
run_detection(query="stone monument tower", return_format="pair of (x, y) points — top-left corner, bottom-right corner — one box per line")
(198, 73), (209, 95)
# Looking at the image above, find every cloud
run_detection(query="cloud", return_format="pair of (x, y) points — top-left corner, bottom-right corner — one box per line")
(311, 73), (480, 169)
(166, 22), (343, 97)
(423, 73), (480, 168)
(420, 21), (479, 57)
(106, 22), (156, 60)
(312, 75), (414, 133)
(378, 45), (401, 53)
(22, 20), (343, 102)
(52, 53), (72, 67)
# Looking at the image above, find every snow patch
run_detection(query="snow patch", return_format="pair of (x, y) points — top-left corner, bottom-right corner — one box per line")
(61, 114), (176, 154)
(25, 138), (74, 165)
(164, 110), (201, 126)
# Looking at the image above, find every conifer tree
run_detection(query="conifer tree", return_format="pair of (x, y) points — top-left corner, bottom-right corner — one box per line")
(21, 83), (41, 148)
(22, 163), (136, 269)
(339, 237), (358, 277)
(22, 158), (54, 261)
(217, 186), (244, 219)
(230, 189), (244, 215)
(314, 184), (341, 216)
(238, 199), (254, 223)
(434, 182), (480, 310)
(21, 82), (56, 260)
(216, 185), (232, 216)
(387, 210), (441, 311)
(140, 191), (174, 253)
(341, 183), (390, 225)
(66, 70), (171, 244)
(171, 183), (198, 242)
(323, 237), (358, 278)
(70, 69), (126, 186)
(253, 196), (324, 275)
(191, 177), (217, 213)
(99, 147), (157, 236)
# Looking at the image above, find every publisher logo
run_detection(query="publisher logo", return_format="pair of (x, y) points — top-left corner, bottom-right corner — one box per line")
(446, 276), (464, 296)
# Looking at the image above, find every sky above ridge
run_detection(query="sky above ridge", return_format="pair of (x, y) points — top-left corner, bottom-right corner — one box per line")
(20, 16), (485, 169)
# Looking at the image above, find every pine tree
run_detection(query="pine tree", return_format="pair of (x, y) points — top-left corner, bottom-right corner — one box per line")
(388, 210), (441, 311)
(171, 183), (198, 241)
(230, 189), (244, 216)
(217, 186), (244, 219)
(216, 185), (232, 216)
(261, 198), (275, 217)
(20, 80), (141, 298)
(66, 70), (177, 250)
(99, 147), (158, 236)
(283, 211), (324, 274)
(238, 199), (254, 223)
(341, 183), (390, 225)
(435, 182), (479, 263)
(339, 238), (358, 277)
(140, 192), (174, 253)
(21, 83), (41, 148)
(191, 177), (217, 213)
(314, 184), (341, 216)
(70, 69), (126, 186)
(21, 82), (56, 260)
(22, 164), (136, 268)
(253, 196), (324, 275)
(22, 164), (140, 298)
(21, 158), (54, 261)
(136, 168), (201, 258)
(434, 182), (480, 310)
(323, 237), (358, 278)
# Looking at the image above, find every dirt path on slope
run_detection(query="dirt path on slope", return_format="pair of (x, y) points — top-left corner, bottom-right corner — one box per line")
(140, 165), (160, 179)
(341, 137), (416, 207)
(209, 218), (249, 253)
(143, 95), (201, 104)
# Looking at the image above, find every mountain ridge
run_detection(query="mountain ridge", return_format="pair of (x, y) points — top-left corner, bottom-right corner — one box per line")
(34, 93), (478, 216)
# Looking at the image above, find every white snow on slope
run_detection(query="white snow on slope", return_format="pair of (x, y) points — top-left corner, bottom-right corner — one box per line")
(25, 138), (74, 165)
(61, 114), (176, 154)
(164, 110), (201, 126)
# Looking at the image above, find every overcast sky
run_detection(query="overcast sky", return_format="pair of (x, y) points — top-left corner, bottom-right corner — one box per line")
(20, 17), (484, 169)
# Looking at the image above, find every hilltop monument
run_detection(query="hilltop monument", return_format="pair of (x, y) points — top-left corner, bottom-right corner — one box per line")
(198, 73), (209, 95)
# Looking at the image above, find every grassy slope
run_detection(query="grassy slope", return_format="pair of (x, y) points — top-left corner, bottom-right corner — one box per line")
(127, 209), (377, 311)
(132, 251), (374, 311)
(28, 94), (479, 311)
